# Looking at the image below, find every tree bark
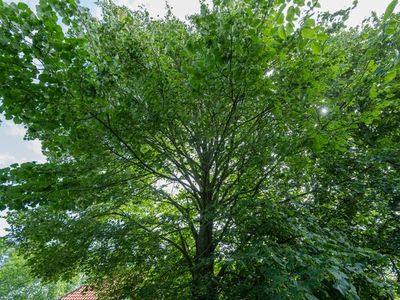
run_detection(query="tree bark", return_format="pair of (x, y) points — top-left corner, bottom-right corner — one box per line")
(192, 211), (215, 300)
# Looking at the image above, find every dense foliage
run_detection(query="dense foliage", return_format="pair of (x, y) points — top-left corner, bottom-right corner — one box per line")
(0, 238), (78, 299)
(0, 0), (399, 299)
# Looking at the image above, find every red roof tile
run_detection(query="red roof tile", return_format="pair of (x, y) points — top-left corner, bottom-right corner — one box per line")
(60, 286), (97, 300)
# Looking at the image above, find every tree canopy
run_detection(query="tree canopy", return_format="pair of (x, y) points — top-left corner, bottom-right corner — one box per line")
(0, 0), (399, 299)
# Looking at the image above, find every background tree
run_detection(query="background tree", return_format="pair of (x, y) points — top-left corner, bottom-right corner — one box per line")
(0, 0), (399, 299)
(0, 238), (79, 299)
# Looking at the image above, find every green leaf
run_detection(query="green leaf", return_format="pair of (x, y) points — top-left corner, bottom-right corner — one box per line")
(310, 41), (321, 54)
(369, 85), (378, 99)
(384, 70), (397, 83)
(287, 6), (296, 22)
(277, 12), (285, 24)
(383, 0), (398, 21)
(302, 28), (316, 39)
(367, 60), (377, 72)
(17, 2), (29, 10)
(305, 18), (315, 27)
(286, 22), (294, 35)
(278, 26), (286, 40)
(316, 33), (328, 41)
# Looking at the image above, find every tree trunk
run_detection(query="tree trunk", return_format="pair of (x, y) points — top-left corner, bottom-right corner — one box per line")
(192, 212), (215, 300)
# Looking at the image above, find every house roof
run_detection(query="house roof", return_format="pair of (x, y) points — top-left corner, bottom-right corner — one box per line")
(59, 286), (97, 300)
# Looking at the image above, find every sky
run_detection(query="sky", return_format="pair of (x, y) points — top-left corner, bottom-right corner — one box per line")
(0, 0), (399, 236)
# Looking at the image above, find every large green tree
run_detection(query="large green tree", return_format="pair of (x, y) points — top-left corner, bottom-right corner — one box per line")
(0, 0), (399, 299)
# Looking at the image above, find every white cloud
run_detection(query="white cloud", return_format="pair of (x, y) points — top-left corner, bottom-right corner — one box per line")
(26, 139), (44, 157)
(319, 0), (400, 27)
(110, 0), (398, 26)
(1, 116), (46, 165)
(114, 0), (203, 19)
(0, 210), (9, 237)
(2, 120), (26, 138)
(0, 153), (34, 168)
(115, 0), (137, 7)
(5, 0), (38, 9)
(0, 218), (8, 237)
(0, 153), (18, 168)
(0, 144), (45, 168)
